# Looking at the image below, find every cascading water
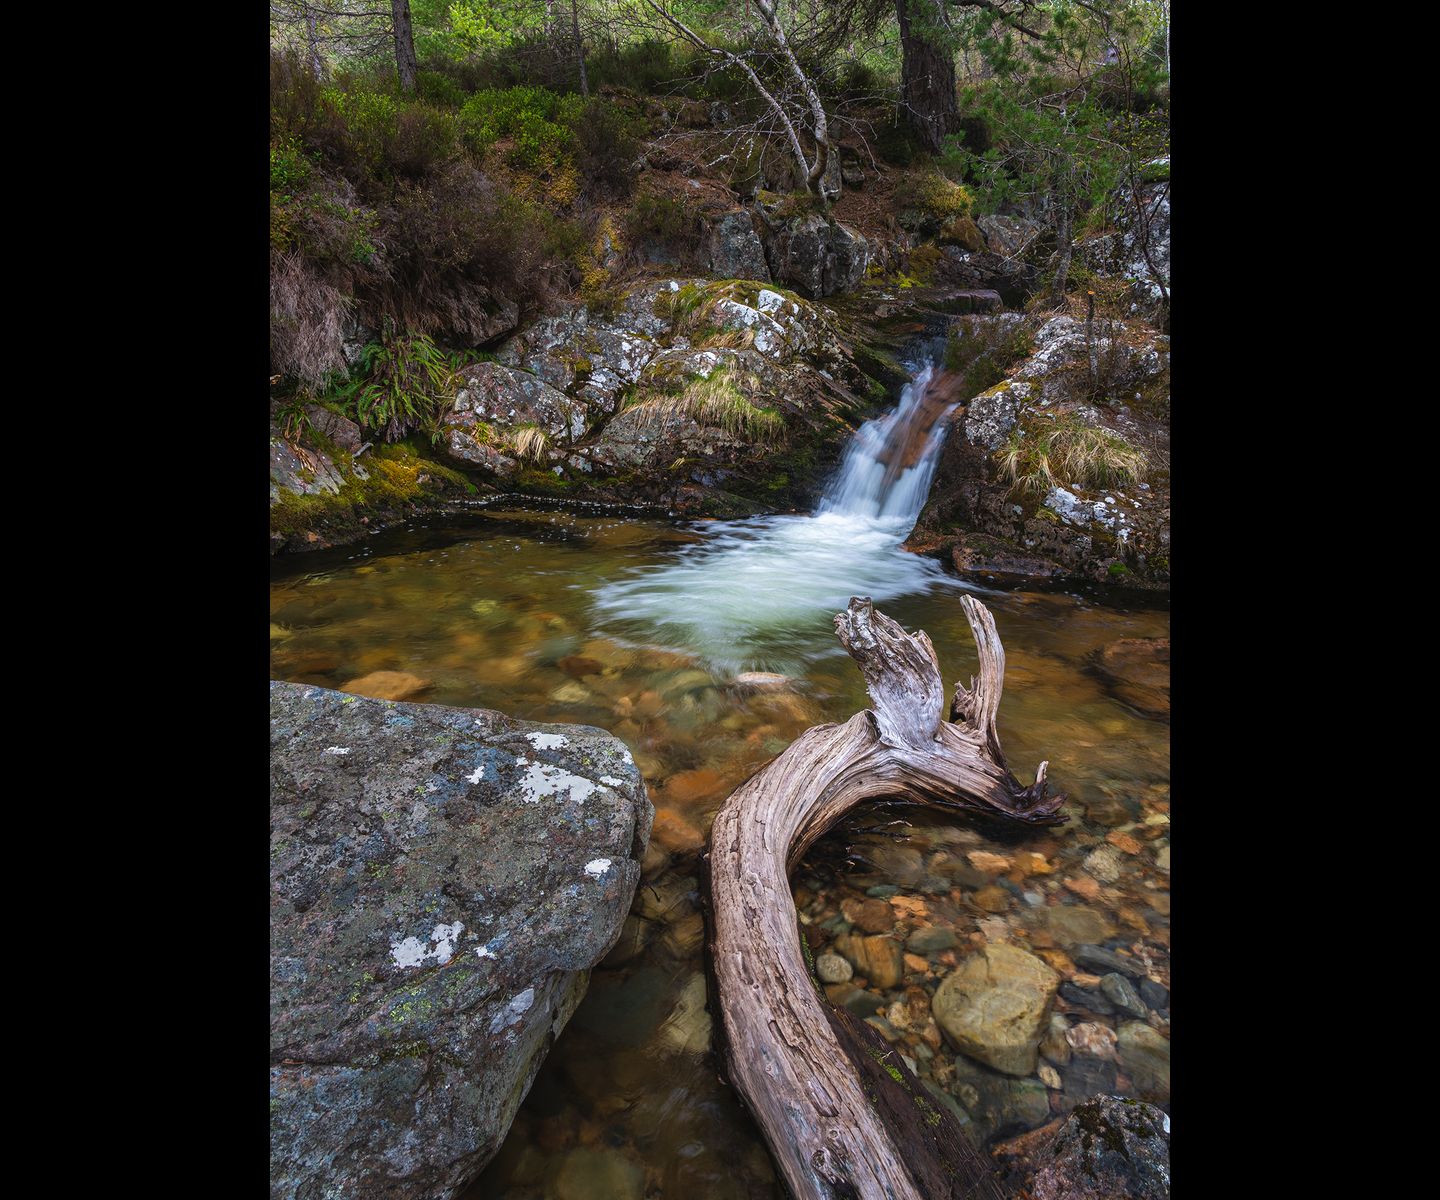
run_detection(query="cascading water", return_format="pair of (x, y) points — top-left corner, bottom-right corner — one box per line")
(590, 355), (970, 674)
(817, 363), (956, 522)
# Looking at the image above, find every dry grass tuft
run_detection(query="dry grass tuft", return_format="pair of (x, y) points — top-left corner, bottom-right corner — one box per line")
(996, 413), (1145, 496)
(627, 368), (783, 443)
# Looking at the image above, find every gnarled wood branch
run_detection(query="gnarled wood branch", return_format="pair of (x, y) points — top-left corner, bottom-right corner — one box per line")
(706, 596), (1064, 1200)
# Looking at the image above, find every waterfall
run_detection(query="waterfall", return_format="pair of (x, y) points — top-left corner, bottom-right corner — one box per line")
(591, 356), (968, 673)
(817, 364), (960, 524)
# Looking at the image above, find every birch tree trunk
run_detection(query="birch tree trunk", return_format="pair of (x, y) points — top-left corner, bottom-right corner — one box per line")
(305, 7), (324, 81)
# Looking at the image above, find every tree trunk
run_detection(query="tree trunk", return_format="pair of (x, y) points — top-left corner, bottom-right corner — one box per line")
(706, 597), (1065, 1200)
(897, 0), (960, 154)
(391, 0), (418, 93)
(1050, 161), (1072, 304)
(754, 0), (829, 195)
(305, 8), (323, 81)
(570, 0), (589, 97)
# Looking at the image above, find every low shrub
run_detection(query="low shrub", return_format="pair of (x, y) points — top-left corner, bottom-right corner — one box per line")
(417, 69), (466, 108)
(587, 39), (682, 93)
(625, 187), (702, 262)
(365, 161), (544, 339)
(571, 96), (641, 199)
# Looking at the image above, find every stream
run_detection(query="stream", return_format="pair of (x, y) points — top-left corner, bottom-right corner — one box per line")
(269, 348), (1170, 1198)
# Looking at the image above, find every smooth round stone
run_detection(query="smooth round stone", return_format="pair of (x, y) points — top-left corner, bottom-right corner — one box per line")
(1060, 981), (1116, 1015)
(1117, 1021), (1171, 1102)
(1045, 906), (1116, 947)
(1073, 944), (1142, 977)
(932, 943), (1060, 1076)
(1100, 973), (1148, 1019)
(553, 1147), (644, 1200)
(732, 671), (791, 692)
(816, 952), (853, 983)
(1139, 978), (1168, 1009)
(906, 926), (958, 954)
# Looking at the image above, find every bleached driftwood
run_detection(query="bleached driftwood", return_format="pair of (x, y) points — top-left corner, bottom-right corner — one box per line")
(706, 596), (1065, 1200)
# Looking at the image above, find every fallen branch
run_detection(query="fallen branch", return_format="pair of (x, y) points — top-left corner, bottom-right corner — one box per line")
(706, 595), (1065, 1200)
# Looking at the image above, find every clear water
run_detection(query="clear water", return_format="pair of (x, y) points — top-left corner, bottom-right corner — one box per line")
(269, 359), (1170, 1197)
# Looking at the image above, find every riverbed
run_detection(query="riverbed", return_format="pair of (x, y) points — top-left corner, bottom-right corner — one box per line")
(269, 492), (1169, 1198)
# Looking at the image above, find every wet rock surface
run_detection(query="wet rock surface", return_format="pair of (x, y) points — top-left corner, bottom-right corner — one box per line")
(1093, 638), (1171, 717)
(1029, 1095), (1170, 1200)
(910, 312), (1170, 590)
(269, 681), (652, 1199)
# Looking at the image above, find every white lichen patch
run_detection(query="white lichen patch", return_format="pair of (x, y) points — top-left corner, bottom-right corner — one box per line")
(488, 987), (536, 1034)
(390, 921), (465, 969)
(599, 776), (625, 788)
(323, 746), (352, 756)
(475, 945), (497, 961)
(516, 761), (597, 804)
(525, 732), (569, 750)
(584, 858), (612, 879)
(466, 765), (485, 785)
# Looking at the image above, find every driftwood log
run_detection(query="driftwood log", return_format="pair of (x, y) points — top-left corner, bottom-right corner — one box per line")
(706, 596), (1067, 1200)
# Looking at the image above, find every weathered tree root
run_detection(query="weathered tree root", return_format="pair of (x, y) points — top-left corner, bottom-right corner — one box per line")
(706, 595), (1065, 1200)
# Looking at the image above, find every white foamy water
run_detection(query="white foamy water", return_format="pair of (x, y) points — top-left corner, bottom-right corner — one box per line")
(817, 364), (956, 521)
(591, 360), (968, 674)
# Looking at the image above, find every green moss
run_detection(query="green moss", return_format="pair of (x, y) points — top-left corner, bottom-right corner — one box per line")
(270, 438), (479, 549)
(514, 467), (582, 496)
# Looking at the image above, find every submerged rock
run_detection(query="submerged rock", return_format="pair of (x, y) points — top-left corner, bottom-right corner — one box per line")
(337, 669), (433, 702)
(834, 932), (905, 989)
(1117, 1020), (1171, 1102)
(932, 943), (1060, 1076)
(1094, 637), (1171, 717)
(552, 1146), (645, 1200)
(269, 681), (652, 1199)
(1029, 1095), (1170, 1200)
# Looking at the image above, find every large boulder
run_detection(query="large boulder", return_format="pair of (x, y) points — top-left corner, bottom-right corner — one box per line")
(1029, 1095), (1170, 1200)
(705, 209), (771, 282)
(586, 402), (747, 473)
(932, 943), (1060, 1076)
(496, 307), (662, 415)
(269, 681), (652, 1199)
(763, 212), (870, 298)
(447, 361), (587, 445)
